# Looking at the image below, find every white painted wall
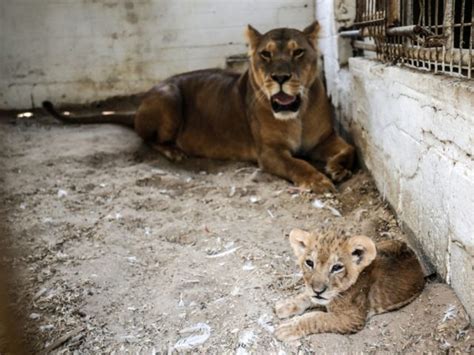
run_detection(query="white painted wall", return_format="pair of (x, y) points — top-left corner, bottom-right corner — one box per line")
(349, 58), (474, 318)
(316, 0), (473, 319)
(315, 0), (474, 317)
(314, 0), (354, 130)
(3, 0), (472, 319)
(0, 0), (315, 109)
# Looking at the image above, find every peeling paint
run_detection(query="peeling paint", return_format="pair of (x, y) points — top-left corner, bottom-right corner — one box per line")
(346, 57), (474, 319)
(125, 11), (138, 24)
(1, 0), (315, 109)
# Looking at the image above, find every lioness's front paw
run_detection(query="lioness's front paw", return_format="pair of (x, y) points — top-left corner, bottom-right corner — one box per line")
(275, 299), (305, 319)
(275, 321), (303, 342)
(298, 175), (335, 194)
(153, 144), (187, 162)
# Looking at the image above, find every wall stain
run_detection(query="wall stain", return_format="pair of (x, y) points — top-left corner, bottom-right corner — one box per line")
(126, 12), (138, 24)
(162, 31), (178, 43)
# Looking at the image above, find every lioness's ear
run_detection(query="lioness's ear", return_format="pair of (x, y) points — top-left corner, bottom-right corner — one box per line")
(346, 235), (376, 270)
(303, 21), (320, 46)
(289, 229), (313, 258)
(245, 24), (262, 53)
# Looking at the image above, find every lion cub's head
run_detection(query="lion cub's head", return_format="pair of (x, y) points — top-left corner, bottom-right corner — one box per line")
(245, 22), (321, 120)
(289, 229), (377, 306)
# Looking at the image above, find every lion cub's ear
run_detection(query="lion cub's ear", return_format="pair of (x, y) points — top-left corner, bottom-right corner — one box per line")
(302, 21), (320, 47)
(346, 235), (377, 271)
(289, 229), (313, 258)
(245, 25), (262, 53)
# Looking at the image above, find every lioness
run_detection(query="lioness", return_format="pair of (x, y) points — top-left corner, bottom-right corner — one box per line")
(274, 229), (425, 341)
(43, 22), (354, 193)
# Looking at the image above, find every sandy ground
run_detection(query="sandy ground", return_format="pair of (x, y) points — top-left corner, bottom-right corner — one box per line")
(0, 111), (472, 354)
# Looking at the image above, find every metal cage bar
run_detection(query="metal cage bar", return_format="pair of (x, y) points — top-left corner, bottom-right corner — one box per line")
(340, 0), (473, 78)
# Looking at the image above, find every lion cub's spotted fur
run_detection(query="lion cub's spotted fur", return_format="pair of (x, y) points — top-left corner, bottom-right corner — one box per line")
(274, 229), (425, 341)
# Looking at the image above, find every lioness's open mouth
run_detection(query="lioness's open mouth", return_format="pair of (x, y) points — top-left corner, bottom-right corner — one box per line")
(271, 92), (301, 113)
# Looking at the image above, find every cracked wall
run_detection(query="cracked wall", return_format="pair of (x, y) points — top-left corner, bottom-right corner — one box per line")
(348, 58), (473, 319)
(0, 0), (314, 109)
(316, 0), (473, 320)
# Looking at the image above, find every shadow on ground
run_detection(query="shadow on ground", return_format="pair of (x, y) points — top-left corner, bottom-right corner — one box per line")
(0, 112), (471, 353)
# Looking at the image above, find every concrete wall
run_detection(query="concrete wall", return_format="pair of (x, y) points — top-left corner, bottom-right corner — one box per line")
(317, 0), (473, 320)
(0, 0), (314, 109)
(349, 59), (473, 316)
(3, 0), (472, 318)
(314, 0), (354, 133)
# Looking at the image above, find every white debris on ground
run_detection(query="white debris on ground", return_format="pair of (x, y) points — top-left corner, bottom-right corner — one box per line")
(206, 246), (241, 258)
(57, 189), (68, 198)
(442, 305), (457, 322)
(311, 198), (342, 217)
(258, 314), (275, 334)
(0, 113), (472, 353)
(242, 260), (256, 271)
(249, 195), (261, 204)
(16, 112), (33, 118)
(235, 329), (257, 355)
(174, 323), (211, 351)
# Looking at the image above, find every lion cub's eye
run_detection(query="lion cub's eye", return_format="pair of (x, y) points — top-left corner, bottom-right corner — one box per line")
(293, 48), (305, 58)
(331, 264), (344, 273)
(305, 259), (314, 268)
(260, 50), (272, 60)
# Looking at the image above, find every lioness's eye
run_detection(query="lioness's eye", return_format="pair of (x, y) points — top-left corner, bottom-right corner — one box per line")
(260, 50), (272, 60)
(293, 48), (305, 58)
(305, 259), (314, 268)
(331, 264), (344, 273)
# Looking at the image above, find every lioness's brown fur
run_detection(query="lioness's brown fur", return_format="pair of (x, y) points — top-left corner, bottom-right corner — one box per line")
(274, 229), (425, 341)
(43, 22), (354, 192)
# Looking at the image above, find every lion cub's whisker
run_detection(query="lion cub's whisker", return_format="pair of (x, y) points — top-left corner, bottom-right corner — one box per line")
(274, 229), (425, 341)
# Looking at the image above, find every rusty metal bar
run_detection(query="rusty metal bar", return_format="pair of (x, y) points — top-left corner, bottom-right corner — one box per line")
(345, 0), (473, 78)
(445, 0), (455, 73)
(352, 41), (473, 67)
(427, 0), (432, 71)
(340, 29), (363, 38)
(353, 41), (377, 51)
(434, 0), (439, 73)
(387, 0), (400, 25)
(352, 18), (386, 27)
(340, 25), (434, 38)
(459, 0), (466, 74)
(470, 0), (473, 78)
(386, 24), (431, 36)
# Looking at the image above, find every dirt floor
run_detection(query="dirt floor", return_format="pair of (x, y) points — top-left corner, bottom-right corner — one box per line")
(0, 111), (472, 354)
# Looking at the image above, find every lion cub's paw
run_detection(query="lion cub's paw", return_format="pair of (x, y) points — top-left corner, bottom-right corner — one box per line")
(275, 299), (306, 319)
(326, 166), (352, 183)
(275, 320), (304, 342)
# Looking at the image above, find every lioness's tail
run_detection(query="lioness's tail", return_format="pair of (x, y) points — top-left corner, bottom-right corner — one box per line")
(42, 101), (135, 127)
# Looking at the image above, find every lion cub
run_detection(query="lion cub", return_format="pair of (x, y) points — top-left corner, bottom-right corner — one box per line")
(274, 229), (425, 341)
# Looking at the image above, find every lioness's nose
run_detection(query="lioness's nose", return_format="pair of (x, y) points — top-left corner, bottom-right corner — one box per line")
(271, 74), (291, 85)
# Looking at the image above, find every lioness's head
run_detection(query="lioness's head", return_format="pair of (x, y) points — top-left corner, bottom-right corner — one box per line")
(245, 22), (320, 120)
(289, 229), (376, 306)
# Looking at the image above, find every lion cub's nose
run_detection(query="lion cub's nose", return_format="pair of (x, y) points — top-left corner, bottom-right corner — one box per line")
(313, 285), (327, 295)
(271, 74), (292, 85)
